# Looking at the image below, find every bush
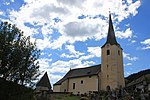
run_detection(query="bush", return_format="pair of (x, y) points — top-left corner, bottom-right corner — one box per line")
(0, 78), (35, 100)
(80, 97), (89, 100)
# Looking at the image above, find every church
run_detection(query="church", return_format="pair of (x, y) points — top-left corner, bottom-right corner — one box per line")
(53, 14), (125, 94)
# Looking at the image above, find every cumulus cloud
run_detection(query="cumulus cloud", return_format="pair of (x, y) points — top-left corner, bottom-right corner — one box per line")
(11, 0), (15, 2)
(49, 73), (63, 85)
(49, 48), (100, 74)
(57, 0), (85, 7)
(38, 58), (52, 70)
(116, 28), (133, 39)
(141, 38), (150, 49)
(124, 63), (132, 66)
(0, 11), (3, 15)
(125, 72), (131, 77)
(60, 45), (84, 58)
(7, 0), (141, 50)
(87, 46), (101, 57)
(36, 38), (52, 50)
(64, 21), (98, 37)
(31, 4), (69, 20)
(123, 52), (138, 61)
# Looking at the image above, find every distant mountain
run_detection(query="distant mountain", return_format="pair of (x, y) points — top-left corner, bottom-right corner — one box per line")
(125, 69), (150, 84)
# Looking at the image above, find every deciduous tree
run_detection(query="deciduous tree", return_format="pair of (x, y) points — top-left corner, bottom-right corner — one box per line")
(0, 22), (40, 86)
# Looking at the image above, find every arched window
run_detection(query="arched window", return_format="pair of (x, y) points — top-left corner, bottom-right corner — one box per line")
(81, 80), (83, 84)
(107, 50), (110, 55)
(106, 85), (111, 91)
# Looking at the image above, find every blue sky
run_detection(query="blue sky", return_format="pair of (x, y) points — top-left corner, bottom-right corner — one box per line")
(0, 0), (150, 85)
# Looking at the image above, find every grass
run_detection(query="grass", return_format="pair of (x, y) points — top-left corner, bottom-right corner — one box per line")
(53, 95), (80, 100)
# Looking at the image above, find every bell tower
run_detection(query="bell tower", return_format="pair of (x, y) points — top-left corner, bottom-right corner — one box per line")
(101, 14), (125, 90)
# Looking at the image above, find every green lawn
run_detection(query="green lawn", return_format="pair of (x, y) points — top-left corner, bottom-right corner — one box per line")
(53, 95), (80, 100)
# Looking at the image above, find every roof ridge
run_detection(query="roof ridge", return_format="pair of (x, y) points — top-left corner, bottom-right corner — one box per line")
(71, 64), (101, 70)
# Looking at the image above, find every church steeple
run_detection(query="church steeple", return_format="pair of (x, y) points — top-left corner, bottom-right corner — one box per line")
(101, 14), (125, 90)
(106, 14), (118, 44)
(102, 14), (118, 47)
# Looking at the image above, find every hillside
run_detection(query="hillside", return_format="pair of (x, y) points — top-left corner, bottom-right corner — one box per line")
(0, 78), (35, 100)
(125, 69), (150, 84)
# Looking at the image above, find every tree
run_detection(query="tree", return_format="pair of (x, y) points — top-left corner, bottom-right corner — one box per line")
(0, 22), (40, 86)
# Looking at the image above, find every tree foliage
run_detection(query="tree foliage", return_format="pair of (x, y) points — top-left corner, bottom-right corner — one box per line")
(0, 22), (40, 86)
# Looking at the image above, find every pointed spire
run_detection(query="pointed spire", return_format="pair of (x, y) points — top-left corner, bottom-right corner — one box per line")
(36, 72), (52, 90)
(106, 13), (118, 45)
(102, 13), (118, 48)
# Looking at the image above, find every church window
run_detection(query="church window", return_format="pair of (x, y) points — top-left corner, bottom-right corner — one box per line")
(73, 83), (75, 89)
(107, 50), (110, 55)
(81, 80), (83, 84)
(118, 50), (120, 55)
(107, 75), (109, 80)
(107, 44), (109, 48)
(107, 65), (109, 69)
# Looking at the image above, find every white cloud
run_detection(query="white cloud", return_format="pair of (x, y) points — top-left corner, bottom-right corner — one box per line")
(0, 11), (3, 15)
(40, 52), (45, 56)
(116, 28), (133, 39)
(3, 2), (10, 5)
(56, 18), (107, 44)
(7, 0), (141, 50)
(49, 66), (69, 74)
(49, 73), (63, 85)
(36, 38), (52, 50)
(11, 0), (15, 2)
(57, 0), (85, 7)
(141, 38), (150, 50)
(49, 36), (69, 49)
(50, 60), (78, 73)
(123, 52), (138, 61)
(60, 45), (84, 58)
(31, 4), (69, 21)
(60, 53), (75, 58)
(38, 58), (52, 70)
(64, 21), (98, 37)
(50, 52), (98, 73)
(87, 46), (101, 57)
(124, 63), (132, 66)
(79, 55), (95, 61)
(126, 63), (132, 66)
(66, 45), (82, 55)
(127, 0), (141, 16)
(125, 72), (131, 77)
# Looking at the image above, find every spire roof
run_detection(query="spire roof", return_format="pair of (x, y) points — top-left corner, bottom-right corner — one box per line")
(102, 14), (118, 47)
(36, 72), (51, 89)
